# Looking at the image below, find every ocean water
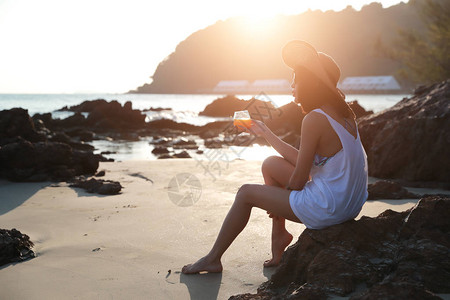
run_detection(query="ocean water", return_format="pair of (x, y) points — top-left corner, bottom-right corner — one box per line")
(0, 93), (410, 161)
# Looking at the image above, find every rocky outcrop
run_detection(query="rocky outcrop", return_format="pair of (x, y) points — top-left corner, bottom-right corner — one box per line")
(0, 228), (35, 267)
(199, 95), (279, 118)
(0, 108), (102, 182)
(59, 99), (146, 130)
(69, 177), (122, 195)
(358, 80), (450, 186)
(368, 180), (420, 200)
(231, 196), (450, 299)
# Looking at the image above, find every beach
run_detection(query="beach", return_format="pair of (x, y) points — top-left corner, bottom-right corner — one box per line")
(2, 159), (442, 300)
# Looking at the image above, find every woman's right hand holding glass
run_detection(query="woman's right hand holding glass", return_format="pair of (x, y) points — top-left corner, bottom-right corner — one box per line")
(247, 119), (268, 137)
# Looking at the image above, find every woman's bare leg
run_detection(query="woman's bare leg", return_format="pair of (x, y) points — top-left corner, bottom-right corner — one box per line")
(181, 183), (300, 274)
(261, 156), (296, 267)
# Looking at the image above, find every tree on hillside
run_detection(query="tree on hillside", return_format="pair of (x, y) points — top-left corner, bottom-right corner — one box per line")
(376, 0), (450, 85)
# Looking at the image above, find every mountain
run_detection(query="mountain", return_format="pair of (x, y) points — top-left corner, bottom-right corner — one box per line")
(130, 2), (424, 94)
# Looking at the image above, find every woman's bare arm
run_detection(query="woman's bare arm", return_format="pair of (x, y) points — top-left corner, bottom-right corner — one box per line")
(250, 120), (298, 165)
(287, 113), (321, 190)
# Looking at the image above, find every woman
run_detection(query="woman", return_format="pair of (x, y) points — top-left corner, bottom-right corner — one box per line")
(182, 40), (368, 274)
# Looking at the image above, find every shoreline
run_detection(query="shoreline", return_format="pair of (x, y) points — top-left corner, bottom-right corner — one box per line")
(1, 159), (448, 299)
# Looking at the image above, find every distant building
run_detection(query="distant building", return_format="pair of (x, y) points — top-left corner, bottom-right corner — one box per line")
(338, 76), (402, 93)
(213, 80), (250, 93)
(250, 79), (291, 93)
(213, 79), (290, 94)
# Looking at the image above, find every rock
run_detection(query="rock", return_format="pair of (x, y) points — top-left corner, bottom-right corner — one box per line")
(70, 177), (122, 195)
(199, 95), (279, 118)
(143, 107), (172, 112)
(151, 146), (170, 154)
(231, 196), (450, 299)
(65, 129), (95, 142)
(358, 80), (450, 185)
(146, 118), (199, 132)
(264, 101), (304, 135)
(368, 180), (420, 200)
(85, 100), (146, 130)
(173, 150), (191, 158)
(198, 129), (219, 139)
(151, 137), (172, 145)
(204, 138), (223, 149)
(172, 138), (198, 149)
(0, 228), (35, 267)
(0, 139), (100, 182)
(95, 170), (106, 177)
(348, 100), (373, 118)
(0, 108), (45, 144)
(55, 112), (86, 129)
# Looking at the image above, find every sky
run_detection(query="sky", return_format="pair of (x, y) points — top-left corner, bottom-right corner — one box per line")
(0, 0), (405, 94)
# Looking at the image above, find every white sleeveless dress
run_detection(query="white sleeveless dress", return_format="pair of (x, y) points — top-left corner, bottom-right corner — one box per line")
(289, 109), (368, 229)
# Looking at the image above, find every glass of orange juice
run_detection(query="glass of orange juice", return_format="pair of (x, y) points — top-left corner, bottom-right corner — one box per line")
(233, 110), (253, 131)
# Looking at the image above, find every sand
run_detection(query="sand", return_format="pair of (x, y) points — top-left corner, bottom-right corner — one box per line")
(0, 159), (448, 300)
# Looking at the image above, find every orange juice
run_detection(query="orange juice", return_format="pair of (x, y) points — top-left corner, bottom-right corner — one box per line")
(233, 118), (253, 129)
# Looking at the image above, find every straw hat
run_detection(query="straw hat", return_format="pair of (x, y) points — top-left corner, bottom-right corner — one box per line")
(282, 40), (342, 98)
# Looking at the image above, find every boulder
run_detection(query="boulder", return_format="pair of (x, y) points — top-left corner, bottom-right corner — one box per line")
(199, 95), (279, 118)
(69, 177), (122, 195)
(368, 180), (420, 200)
(0, 108), (45, 144)
(348, 100), (373, 119)
(358, 80), (450, 185)
(173, 150), (192, 158)
(0, 228), (35, 267)
(231, 196), (450, 299)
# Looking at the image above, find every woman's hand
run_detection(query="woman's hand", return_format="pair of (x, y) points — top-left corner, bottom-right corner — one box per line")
(247, 119), (268, 137)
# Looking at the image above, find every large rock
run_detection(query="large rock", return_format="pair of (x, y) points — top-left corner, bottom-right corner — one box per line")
(0, 109), (102, 182)
(69, 177), (122, 195)
(85, 100), (146, 130)
(367, 180), (420, 200)
(0, 108), (45, 144)
(231, 196), (450, 299)
(358, 80), (450, 185)
(0, 228), (35, 267)
(0, 139), (100, 181)
(199, 95), (279, 118)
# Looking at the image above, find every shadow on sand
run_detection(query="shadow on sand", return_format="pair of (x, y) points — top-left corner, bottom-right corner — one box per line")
(179, 272), (223, 300)
(0, 180), (50, 216)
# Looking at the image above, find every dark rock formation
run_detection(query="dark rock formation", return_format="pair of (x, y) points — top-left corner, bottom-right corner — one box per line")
(70, 177), (122, 195)
(151, 146), (170, 155)
(358, 80), (450, 185)
(199, 95), (279, 118)
(0, 139), (100, 181)
(0, 108), (46, 144)
(0, 228), (35, 267)
(231, 196), (450, 299)
(173, 150), (191, 158)
(142, 107), (172, 112)
(348, 100), (373, 118)
(368, 180), (420, 200)
(0, 108), (102, 182)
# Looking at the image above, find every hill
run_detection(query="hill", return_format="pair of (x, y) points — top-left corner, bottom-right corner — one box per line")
(130, 2), (424, 94)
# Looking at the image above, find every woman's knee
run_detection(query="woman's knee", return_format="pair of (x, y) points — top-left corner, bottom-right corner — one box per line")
(236, 184), (257, 205)
(261, 155), (282, 175)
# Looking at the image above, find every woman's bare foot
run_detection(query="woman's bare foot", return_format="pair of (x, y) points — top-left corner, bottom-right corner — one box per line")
(263, 231), (293, 267)
(182, 256), (223, 274)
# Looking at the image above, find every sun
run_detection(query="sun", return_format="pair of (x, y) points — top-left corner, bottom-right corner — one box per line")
(238, 15), (280, 38)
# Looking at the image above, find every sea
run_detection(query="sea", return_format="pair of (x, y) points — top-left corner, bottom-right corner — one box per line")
(0, 93), (409, 162)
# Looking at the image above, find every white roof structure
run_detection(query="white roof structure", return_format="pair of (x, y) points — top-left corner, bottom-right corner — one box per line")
(338, 76), (401, 91)
(213, 80), (250, 93)
(250, 79), (290, 93)
(213, 79), (290, 94)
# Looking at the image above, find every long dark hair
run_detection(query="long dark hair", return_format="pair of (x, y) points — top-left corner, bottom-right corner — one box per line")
(295, 67), (355, 119)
